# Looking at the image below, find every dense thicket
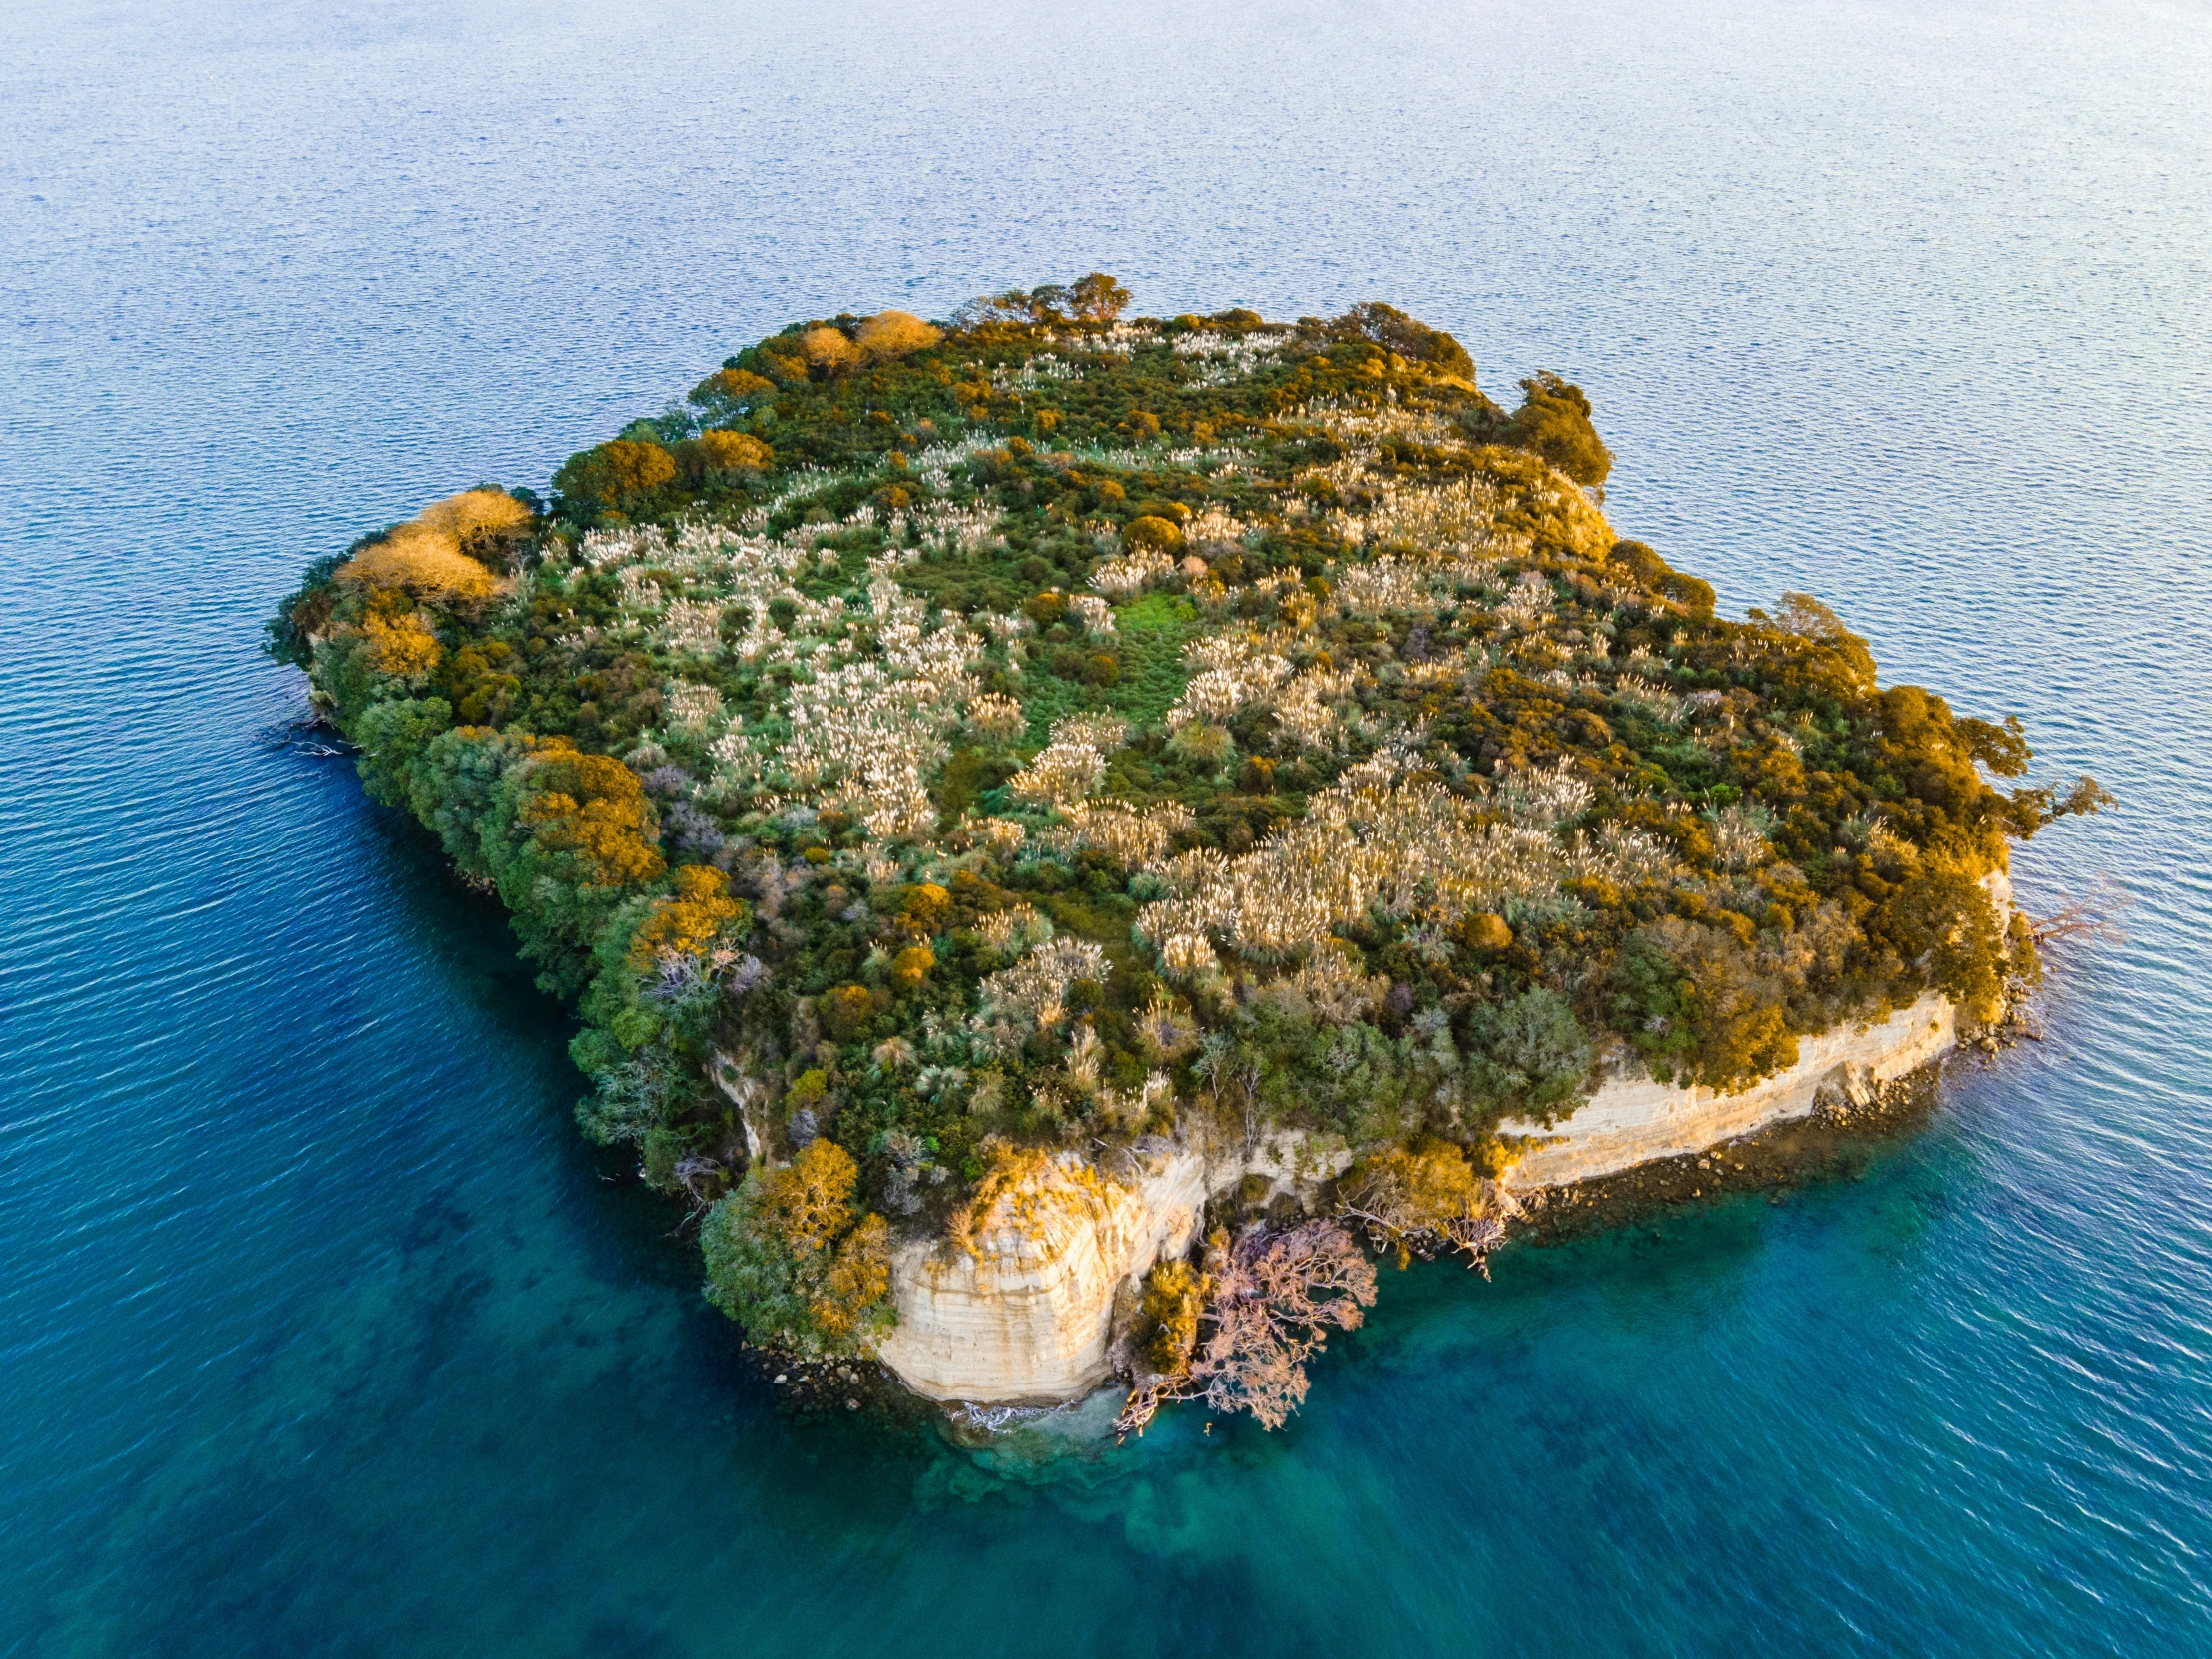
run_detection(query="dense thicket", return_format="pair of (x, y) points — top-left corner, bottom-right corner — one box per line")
(275, 276), (2103, 1361)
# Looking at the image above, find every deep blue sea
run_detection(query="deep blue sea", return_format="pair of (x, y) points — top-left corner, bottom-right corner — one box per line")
(4, 1), (2209, 1652)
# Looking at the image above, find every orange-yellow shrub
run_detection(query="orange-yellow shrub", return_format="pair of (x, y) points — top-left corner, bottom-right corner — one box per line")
(809, 1213), (890, 1338)
(946, 1139), (1119, 1257)
(1122, 515), (1185, 555)
(890, 944), (935, 991)
(629, 864), (745, 966)
(800, 326), (860, 374)
(855, 310), (941, 362)
(692, 366), (775, 404)
(520, 741), (665, 888)
(338, 523), (498, 602)
(695, 430), (773, 473)
(358, 609), (442, 676)
(419, 488), (530, 544)
(750, 1141), (891, 1342)
(757, 1138), (859, 1255)
(552, 439), (677, 511)
(901, 881), (952, 933)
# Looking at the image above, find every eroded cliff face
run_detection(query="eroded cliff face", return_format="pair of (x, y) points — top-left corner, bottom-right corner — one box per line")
(876, 1131), (1351, 1403)
(877, 992), (1962, 1403)
(1489, 877), (2003, 1192)
(1496, 990), (1957, 1189)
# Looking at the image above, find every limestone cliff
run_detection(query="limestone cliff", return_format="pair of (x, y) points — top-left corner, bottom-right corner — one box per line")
(876, 1131), (1351, 1403)
(875, 992), (1961, 1404)
(1490, 870), (2003, 1191)
(1495, 989), (1957, 1189)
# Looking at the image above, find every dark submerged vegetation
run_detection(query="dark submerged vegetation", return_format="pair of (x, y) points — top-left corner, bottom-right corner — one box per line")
(274, 275), (2106, 1383)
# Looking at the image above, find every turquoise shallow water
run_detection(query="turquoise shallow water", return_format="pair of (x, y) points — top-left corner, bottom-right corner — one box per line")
(3, 1), (2209, 1652)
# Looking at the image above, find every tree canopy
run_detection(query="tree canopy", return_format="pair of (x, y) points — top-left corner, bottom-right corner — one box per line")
(1504, 372), (1613, 488)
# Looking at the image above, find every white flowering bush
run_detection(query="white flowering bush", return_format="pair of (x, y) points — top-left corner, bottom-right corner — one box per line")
(972, 817), (1029, 856)
(1184, 506), (1245, 551)
(1009, 716), (1118, 806)
(1484, 759), (1592, 830)
(1499, 571), (1553, 626)
(1051, 798), (1195, 866)
(974, 902), (1052, 956)
(660, 599), (723, 655)
(707, 729), (763, 788)
(966, 692), (1028, 741)
(1707, 804), (1775, 872)
(1091, 546), (1177, 599)
(664, 681), (724, 732)
(1610, 674), (1686, 726)
(1134, 761), (1575, 964)
(977, 936), (1111, 1034)
(1164, 634), (1293, 731)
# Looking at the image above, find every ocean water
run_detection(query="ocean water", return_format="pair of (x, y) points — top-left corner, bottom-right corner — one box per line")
(3, 0), (2208, 1652)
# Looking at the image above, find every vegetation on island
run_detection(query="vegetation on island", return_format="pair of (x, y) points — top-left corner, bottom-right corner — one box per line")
(273, 275), (2107, 1413)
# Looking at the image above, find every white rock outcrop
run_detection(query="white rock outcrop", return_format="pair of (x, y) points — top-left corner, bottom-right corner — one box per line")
(1496, 990), (1956, 1189)
(1492, 868), (2006, 1190)
(876, 1131), (1350, 1403)
(878, 991), (1962, 1403)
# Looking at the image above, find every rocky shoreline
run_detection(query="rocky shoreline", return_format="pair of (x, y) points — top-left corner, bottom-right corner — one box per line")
(749, 1046), (1970, 1438)
(865, 991), (1964, 1406)
(1512, 1056), (1951, 1245)
(737, 1346), (916, 1424)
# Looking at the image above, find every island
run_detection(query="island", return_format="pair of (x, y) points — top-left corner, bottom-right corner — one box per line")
(271, 276), (2107, 1432)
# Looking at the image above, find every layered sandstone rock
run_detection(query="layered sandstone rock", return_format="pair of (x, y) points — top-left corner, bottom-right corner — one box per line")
(1496, 989), (1957, 1189)
(878, 990), (1964, 1403)
(876, 1131), (1351, 1403)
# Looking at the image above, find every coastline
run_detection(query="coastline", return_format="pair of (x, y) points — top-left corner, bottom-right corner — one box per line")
(1496, 990), (1958, 1192)
(1512, 1052), (1952, 1246)
(872, 989), (1964, 1406)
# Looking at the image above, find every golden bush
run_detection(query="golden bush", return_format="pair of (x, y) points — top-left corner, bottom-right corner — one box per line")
(855, 310), (941, 362)
(418, 488), (530, 544)
(695, 429), (773, 473)
(808, 1213), (890, 1338)
(692, 366), (775, 403)
(757, 1138), (859, 1256)
(338, 523), (497, 602)
(965, 693), (1027, 741)
(358, 609), (442, 676)
(800, 326), (860, 374)
(901, 882), (952, 933)
(1139, 1258), (1204, 1376)
(519, 740), (666, 888)
(552, 439), (676, 511)
(629, 864), (744, 967)
(946, 1139), (1118, 1257)
(890, 944), (935, 991)
(1122, 515), (1185, 555)
(1461, 911), (1513, 952)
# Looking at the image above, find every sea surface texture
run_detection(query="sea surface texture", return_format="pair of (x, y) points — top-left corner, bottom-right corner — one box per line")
(3, 2), (2207, 1652)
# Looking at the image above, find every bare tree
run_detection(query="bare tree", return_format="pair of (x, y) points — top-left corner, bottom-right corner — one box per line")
(1190, 1034), (1262, 1153)
(1335, 1144), (1522, 1276)
(1117, 1221), (1377, 1438)
(2032, 876), (2129, 949)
